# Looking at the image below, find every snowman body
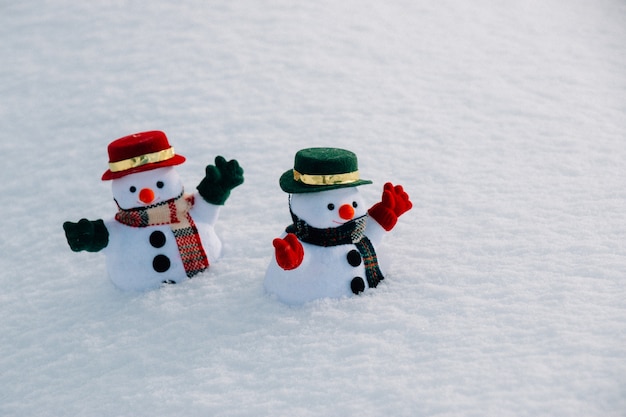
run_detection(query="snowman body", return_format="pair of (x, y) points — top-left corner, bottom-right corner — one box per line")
(103, 167), (221, 291)
(264, 187), (388, 305)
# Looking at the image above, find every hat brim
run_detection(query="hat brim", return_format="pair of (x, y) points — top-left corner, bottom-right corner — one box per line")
(101, 154), (186, 181)
(279, 169), (372, 194)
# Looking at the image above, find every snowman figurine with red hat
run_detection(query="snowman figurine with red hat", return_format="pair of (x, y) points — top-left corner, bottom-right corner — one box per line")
(264, 147), (412, 305)
(63, 131), (244, 291)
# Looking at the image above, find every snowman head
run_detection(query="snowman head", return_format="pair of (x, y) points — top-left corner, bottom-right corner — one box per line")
(290, 187), (367, 229)
(111, 167), (184, 210)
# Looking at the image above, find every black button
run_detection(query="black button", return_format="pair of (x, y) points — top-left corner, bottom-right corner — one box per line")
(150, 231), (166, 248)
(347, 249), (361, 267)
(351, 277), (365, 294)
(153, 255), (171, 272)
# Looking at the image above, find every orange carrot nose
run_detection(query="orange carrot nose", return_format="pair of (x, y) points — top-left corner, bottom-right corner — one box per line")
(339, 204), (355, 220)
(139, 188), (155, 204)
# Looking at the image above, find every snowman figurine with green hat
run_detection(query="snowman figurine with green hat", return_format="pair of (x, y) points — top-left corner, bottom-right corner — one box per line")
(63, 130), (244, 291)
(264, 147), (412, 304)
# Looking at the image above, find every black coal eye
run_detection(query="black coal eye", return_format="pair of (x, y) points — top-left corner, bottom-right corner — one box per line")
(352, 201), (358, 208)
(327, 203), (335, 211)
(156, 181), (164, 189)
(129, 186), (137, 193)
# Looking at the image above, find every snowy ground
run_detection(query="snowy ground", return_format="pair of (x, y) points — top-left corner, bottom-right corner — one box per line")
(1, 0), (625, 416)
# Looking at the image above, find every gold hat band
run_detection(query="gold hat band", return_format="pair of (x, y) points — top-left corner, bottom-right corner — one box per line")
(293, 169), (360, 186)
(109, 147), (175, 172)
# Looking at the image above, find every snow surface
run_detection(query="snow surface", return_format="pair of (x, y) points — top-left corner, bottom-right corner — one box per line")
(1, 0), (625, 416)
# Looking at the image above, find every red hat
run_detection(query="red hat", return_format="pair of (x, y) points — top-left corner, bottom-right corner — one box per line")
(101, 131), (186, 180)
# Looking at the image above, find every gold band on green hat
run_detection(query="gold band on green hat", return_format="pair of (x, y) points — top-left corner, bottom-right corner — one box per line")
(108, 147), (175, 172)
(293, 169), (360, 186)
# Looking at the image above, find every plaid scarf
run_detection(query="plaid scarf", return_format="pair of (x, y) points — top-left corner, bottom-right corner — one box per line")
(115, 192), (209, 277)
(287, 211), (384, 288)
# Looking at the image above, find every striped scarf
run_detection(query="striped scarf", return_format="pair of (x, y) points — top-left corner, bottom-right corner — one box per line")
(286, 212), (384, 288)
(115, 192), (209, 277)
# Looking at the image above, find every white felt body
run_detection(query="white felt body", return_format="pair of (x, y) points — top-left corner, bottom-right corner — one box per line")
(264, 187), (388, 305)
(103, 167), (222, 291)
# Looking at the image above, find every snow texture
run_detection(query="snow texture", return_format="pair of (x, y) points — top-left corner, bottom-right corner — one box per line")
(1, 0), (625, 416)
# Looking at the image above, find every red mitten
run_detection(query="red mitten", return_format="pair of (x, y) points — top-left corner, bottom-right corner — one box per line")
(368, 182), (413, 231)
(388, 183), (412, 217)
(273, 233), (304, 270)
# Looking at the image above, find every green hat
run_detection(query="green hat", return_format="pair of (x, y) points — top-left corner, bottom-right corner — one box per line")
(279, 147), (372, 194)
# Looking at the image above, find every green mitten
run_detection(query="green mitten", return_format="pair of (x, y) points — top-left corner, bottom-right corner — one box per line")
(197, 156), (244, 205)
(63, 219), (109, 252)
